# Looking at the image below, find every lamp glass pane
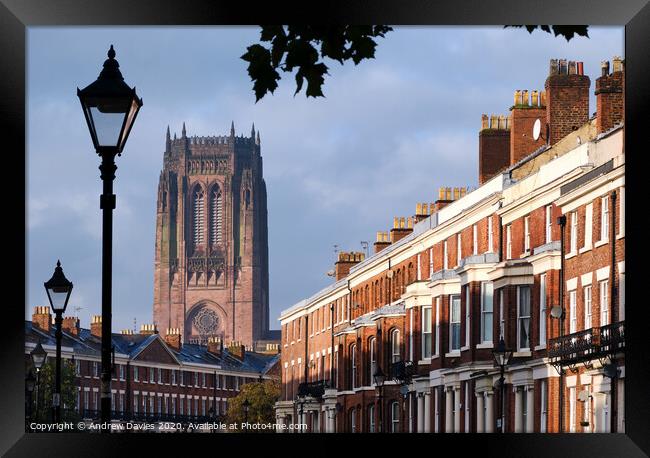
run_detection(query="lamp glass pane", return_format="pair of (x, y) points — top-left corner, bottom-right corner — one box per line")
(90, 106), (127, 147)
(47, 286), (69, 313)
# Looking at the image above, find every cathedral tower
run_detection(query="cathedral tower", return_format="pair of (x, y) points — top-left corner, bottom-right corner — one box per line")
(153, 122), (270, 347)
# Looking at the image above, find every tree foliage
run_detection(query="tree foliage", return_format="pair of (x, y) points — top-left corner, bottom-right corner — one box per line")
(241, 25), (393, 102)
(505, 25), (589, 41)
(28, 359), (79, 423)
(225, 379), (280, 432)
(242, 25), (590, 101)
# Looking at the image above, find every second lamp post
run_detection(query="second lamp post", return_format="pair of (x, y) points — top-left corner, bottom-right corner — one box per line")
(493, 336), (512, 433)
(44, 260), (73, 423)
(77, 45), (142, 425)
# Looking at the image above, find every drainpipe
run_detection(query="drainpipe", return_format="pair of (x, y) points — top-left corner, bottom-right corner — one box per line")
(610, 190), (617, 433)
(557, 215), (567, 433)
(330, 303), (335, 389)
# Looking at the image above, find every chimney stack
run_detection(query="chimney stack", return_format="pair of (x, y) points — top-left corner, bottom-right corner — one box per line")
(32, 306), (52, 333)
(90, 315), (102, 338)
(509, 87), (546, 165)
(545, 58), (590, 145)
(374, 231), (391, 254)
(595, 56), (624, 134)
(334, 251), (366, 280)
(164, 327), (183, 351)
(414, 203), (430, 223)
(389, 216), (413, 244)
(62, 316), (80, 337)
(227, 341), (246, 361)
(207, 336), (223, 356)
(140, 324), (158, 335)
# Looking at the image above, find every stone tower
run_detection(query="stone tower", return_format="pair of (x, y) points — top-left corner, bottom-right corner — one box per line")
(153, 122), (269, 347)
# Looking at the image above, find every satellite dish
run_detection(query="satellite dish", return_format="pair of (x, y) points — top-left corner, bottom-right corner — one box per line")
(533, 119), (541, 141)
(577, 390), (590, 402)
(550, 306), (563, 319)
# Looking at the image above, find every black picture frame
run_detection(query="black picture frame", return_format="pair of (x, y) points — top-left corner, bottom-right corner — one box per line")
(4, 0), (648, 455)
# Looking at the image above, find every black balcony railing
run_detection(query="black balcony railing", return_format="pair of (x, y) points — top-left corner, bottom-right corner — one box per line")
(389, 360), (416, 384)
(548, 320), (624, 368)
(297, 380), (328, 399)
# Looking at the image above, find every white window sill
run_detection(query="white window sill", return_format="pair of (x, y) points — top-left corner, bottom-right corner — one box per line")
(594, 239), (609, 248)
(513, 350), (531, 357)
(460, 345), (470, 352)
(579, 245), (592, 254)
(616, 232), (624, 240)
(418, 358), (432, 365)
(431, 354), (440, 360)
(521, 250), (531, 258)
(475, 342), (494, 349)
(565, 251), (577, 260)
(445, 350), (461, 358)
(534, 344), (547, 351)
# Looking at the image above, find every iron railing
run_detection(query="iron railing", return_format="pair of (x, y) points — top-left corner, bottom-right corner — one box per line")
(389, 361), (416, 384)
(297, 380), (328, 399)
(548, 320), (624, 368)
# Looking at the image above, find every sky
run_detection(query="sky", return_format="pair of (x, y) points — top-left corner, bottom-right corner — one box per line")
(26, 26), (623, 332)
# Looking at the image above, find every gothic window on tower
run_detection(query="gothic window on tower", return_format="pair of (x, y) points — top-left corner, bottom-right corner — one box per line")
(193, 187), (205, 247)
(244, 188), (251, 209)
(210, 185), (223, 245)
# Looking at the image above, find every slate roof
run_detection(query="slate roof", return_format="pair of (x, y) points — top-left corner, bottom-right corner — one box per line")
(25, 320), (280, 376)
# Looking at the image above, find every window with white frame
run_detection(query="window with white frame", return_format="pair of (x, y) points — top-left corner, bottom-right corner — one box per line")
(158, 368), (162, 383)
(465, 287), (470, 347)
(517, 286), (531, 350)
(583, 385), (591, 433)
(157, 396), (162, 414)
(120, 364), (125, 381)
(488, 216), (494, 252)
(450, 295), (461, 351)
(545, 205), (553, 243)
(540, 380), (547, 433)
(600, 280), (609, 326)
(443, 241), (449, 270)
(391, 401), (400, 432)
(524, 216), (531, 252)
(171, 369), (176, 385)
(368, 405), (375, 433)
(409, 309), (414, 361)
(481, 282), (493, 343)
(584, 203), (593, 249)
(569, 387), (576, 433)
(422, 306), (432, 358)
(600, 195), (609, 241)
(618, 187), (625, 237)
(568, 290), (577, 334)
(134, 366), (139, 382)
(428, 248), (434, 277)
(539, 274), (547, 345)
(150, 367), (154, 383)
(457, 233), (462, 266)
(570, 211), (578, 253)
(350, 408), (356, 433)
(369, 337), (376, 382)
(391, 329), (401, 363)
(351, 344), (357, 389)
(506, 225), (512, 260)
(417, 253), (422, 281)
(522, 387), (528, 432)
(435, 297), (440, 356)
(133, 394), (138, 414)
(584, 285), (592, 329)
(473, 224), (478, 255)
(499, 290), (505, 339)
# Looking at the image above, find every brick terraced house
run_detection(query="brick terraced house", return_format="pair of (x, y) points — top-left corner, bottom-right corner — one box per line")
(274, 57), (625, 434)
(26, 307), (279, 430)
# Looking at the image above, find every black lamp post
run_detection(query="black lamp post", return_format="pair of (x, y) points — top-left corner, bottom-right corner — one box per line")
(77, 45), (142, 426)
(243, 398), (251, 424)
(373, 366), (386, 433)
(30, 342), (47, 422)
(44, 260), (73, 423)
(493, 336), (512, 433)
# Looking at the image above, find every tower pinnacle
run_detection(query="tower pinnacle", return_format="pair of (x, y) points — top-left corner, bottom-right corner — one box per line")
(230, 121), (235, 137)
